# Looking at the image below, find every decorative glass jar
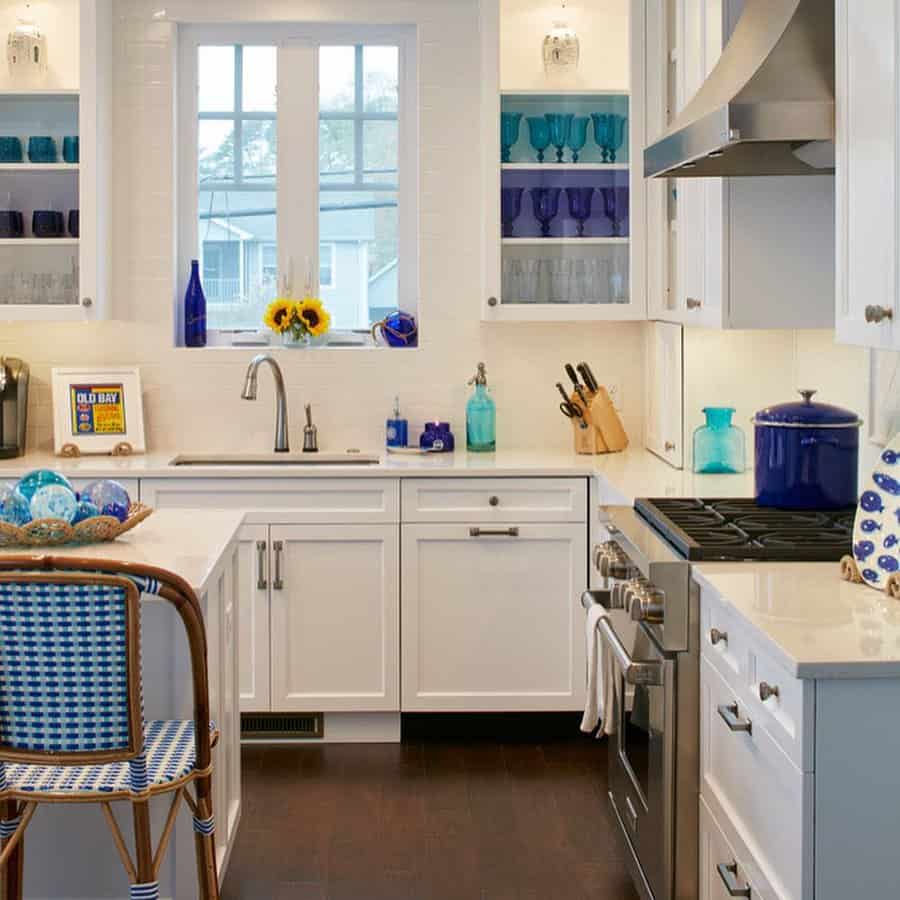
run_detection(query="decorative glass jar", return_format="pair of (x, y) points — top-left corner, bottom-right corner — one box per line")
(693, 407), (746, 474)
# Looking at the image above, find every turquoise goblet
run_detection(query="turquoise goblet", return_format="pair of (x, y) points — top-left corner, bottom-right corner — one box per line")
(567, 117), (590, 163)
(545, 112), (574, 163)
(591, 113), (610, 162)
(526, 117), (551, 164)
(606, 114), (627, 163)
(501, 112), (522, 163)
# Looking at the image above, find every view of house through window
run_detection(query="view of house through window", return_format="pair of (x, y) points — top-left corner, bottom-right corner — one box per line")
(191, 36), (404, 337)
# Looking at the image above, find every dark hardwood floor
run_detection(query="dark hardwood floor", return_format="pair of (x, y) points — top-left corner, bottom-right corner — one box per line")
(222, 724), (640, 900)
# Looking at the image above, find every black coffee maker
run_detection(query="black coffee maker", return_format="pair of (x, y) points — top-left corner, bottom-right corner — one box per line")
(0, 358), (28, 458)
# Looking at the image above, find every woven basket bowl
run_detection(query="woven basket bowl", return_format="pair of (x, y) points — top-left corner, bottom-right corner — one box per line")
(0, 503), (153, 548)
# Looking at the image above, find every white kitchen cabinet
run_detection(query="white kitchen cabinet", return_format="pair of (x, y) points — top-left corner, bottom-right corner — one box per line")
(0, 0), (112, 321)
(401, 522), (587, 711)
(269, 524), (399, 712)
(479, 0), (648, 322)
(700, 799), (772, 900)
(647, 0), (834, 329)
(236, 523), (270, 711)
(834, 0), (900, 350)
(644, 320), (683, 467)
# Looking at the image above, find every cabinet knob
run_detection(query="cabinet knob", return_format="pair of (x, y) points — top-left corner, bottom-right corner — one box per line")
(686, 297), (702, 310)
(488, 495), (500, 507)
(487, 296), (498, 307)
(710, 627), (728, 646)
(81, 297), (93, 308)
(758, 681), (780, 702)
(664, 441), (676, 452)
(865, 304), (894, 323)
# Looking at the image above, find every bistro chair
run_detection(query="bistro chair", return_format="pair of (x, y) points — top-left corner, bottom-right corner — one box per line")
(0, 556), (220, 900)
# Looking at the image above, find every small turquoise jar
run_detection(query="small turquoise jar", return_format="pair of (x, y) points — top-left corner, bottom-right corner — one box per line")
(693, 407), (746, 474)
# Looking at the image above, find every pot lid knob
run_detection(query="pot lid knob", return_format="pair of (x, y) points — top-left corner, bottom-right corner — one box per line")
(798, 389), (817, 404)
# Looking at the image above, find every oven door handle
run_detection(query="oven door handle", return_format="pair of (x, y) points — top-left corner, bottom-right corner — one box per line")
(598, 618), (665, 687)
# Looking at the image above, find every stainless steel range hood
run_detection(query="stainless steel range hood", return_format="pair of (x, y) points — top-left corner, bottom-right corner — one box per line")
(644, 0), (834, 178)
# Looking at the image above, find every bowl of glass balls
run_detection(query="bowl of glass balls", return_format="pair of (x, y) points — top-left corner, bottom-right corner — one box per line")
(0, 470), (152, 547)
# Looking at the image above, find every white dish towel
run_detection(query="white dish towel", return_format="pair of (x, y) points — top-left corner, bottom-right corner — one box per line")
(580, 604), (617, 737)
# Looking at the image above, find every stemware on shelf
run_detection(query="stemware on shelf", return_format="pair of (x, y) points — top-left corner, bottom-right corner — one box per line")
(600, 186), (620, 236)
(526, 117), (551, 164)
(591, 113), (610, 162)
(606, 114), (626, 163)
(530, 186), (561, 237)
(567, 117), (589, 163)
(500, 186), (524, 237)
(500, 112), (522, 163)
(545, 113), (574, 163)
(565, 186), (595, 237)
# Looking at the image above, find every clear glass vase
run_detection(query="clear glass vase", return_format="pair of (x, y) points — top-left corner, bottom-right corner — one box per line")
(693, 407), (746, 474)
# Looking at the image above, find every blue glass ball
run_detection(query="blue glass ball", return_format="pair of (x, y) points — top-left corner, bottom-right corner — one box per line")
(0, 483), (31, 526)
(30, 484), (78, 523)
(72, 499), (100, 524)
(375, 311), (418, 347)
(16, 469), (74, 503)
(81, 479), (131, 523)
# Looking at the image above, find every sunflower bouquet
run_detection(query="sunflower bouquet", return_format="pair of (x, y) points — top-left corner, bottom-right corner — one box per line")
(263, 297), (331, 343)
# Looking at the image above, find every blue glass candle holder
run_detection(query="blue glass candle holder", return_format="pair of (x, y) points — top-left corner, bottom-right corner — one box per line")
(419, 422), (455, 453)
(0, 137), (23, 163)
(500, 186), (524, 238)
(545, 113), (574, 163)
(28, 136), (56, 163)
(500, 112), (522, 163)
(62, 135), (79, 164)
(526, 117), (551, 164)
(567, 117), (589, 163)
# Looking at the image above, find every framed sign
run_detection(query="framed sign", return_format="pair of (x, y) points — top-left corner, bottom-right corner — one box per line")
(51, 367), (146, 456)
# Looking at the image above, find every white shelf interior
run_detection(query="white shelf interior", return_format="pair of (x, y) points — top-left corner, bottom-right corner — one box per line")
(0, 238), (78, 246)
(0, 163), (78, 172)
(502, 162), (628, 171)
(502, 237), (628, 245)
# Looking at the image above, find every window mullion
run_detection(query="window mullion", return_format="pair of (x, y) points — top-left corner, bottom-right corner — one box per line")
(354, 44), (364, 190)
(234, 45), (244, 186)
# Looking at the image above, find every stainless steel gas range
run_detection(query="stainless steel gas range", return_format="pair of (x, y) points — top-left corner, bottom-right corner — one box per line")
(583, 499), (855, 900)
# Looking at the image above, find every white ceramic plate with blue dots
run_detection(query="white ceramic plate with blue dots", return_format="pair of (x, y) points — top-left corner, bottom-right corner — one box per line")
(853, 432), (900, 589)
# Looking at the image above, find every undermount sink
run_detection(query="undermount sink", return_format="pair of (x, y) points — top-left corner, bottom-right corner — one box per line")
(169, 452), (381, 467)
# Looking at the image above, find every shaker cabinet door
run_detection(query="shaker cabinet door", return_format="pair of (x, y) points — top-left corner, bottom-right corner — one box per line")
(269, 524), (399, 712)
(236, 523), (270, 712)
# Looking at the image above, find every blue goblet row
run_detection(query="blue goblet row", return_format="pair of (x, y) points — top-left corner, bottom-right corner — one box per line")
(501, 185), (627, 238)
(502, 111), (628, 164)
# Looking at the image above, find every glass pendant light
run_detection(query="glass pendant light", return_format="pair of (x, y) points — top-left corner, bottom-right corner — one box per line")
(7, 3), (48, 76)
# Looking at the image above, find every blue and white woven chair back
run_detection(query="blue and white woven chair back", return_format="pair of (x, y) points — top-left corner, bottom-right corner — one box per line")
(0, 574), (143, 767)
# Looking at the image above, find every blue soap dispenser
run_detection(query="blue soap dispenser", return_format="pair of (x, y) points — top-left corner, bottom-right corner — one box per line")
(386, 395), (408, 448)
(466, 362), (496, 452)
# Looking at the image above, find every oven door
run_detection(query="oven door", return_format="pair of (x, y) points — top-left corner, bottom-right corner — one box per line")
(604, 619), (676, 900)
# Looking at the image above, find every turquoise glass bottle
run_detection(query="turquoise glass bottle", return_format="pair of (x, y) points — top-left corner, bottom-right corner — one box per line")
(466, 362), (496, 452)
(693, 407), (745, 474)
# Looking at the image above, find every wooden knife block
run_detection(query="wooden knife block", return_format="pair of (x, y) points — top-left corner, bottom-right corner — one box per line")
(569, 387), (629, 455)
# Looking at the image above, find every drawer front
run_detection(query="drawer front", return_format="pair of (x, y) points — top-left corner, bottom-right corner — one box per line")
(139, 478), (399, 523)
(700, 798), (774, 900)
(402, 478), (587, 523)
(701, 658), (812, 900)
(700, 583), (812, 772)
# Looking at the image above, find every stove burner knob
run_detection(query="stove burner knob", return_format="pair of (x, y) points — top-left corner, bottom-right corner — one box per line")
(600, 555), (638, 581)
(622, 577), (649, 614)
(631, 589), (665, 624)
(610, 582), (627, 610)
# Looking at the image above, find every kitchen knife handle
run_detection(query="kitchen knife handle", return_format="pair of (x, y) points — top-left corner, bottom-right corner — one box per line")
(577, 362), (599, 393)
(564, 364), (580, 388)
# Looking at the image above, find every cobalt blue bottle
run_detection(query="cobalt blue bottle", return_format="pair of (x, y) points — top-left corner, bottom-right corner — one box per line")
(184, 259), (207, 347)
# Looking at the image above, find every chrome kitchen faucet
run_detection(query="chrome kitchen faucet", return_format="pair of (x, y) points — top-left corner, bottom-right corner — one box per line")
(241, 354), (290, 452)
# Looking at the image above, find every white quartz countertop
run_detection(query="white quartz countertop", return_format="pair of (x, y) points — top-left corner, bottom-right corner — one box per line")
(0, 508), (243, 593)
(694, 562), (900, 679)
(0, 447), (755, 500)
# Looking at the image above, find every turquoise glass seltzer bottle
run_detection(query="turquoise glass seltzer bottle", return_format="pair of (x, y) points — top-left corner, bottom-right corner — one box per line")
(692, 406), (745, 474)
(466, 362), (496, 452)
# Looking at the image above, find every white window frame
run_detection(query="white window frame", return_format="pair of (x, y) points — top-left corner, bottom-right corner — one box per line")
(177, 23), (418, 346)
(319, 241), (337, 289)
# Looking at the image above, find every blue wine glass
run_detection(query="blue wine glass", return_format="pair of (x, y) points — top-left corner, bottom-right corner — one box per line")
(600, 187), (620, 236)
(500, 186), (524, 237)
(530, 187), (561, 237)
(545, 113), (574, 163)
(565, 187), (595, 237)
(567, 117), (590, 163)
(591, 113), (610, 162)
(606, 114), (627, 163)
(526, 117), (551, 163)
(500, 112), (522, 163)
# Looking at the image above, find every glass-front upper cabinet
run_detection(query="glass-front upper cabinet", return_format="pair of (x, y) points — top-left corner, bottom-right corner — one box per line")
(481, 0), (647, 321)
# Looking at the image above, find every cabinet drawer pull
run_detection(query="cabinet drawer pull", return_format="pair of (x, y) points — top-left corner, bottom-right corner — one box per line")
(488, 495), (500, 507)
(272, 540), (284, 590)
(256, 540), (267, 590)
(716, 861), (752, 898)
(717, 702), (752, 734)
(469, 527), (519, 538)
(758, 681), (780, 702)
(710, 627), (728, 646)
(664, 441), (676, 452)
(686, 297), (702, 310)
(865, 304), (894, 324)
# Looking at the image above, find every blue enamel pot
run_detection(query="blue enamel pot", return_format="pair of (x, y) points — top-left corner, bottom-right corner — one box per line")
(753, 390), (861, 509)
